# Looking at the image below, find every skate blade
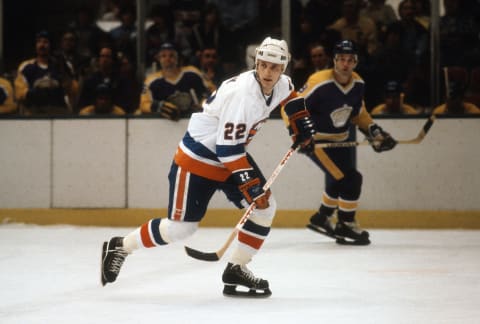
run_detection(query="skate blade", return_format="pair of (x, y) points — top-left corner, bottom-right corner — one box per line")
(223, 285), (272, 298)
(100, 241), (108, 286)
(306, 224), (337, 239)
(335, 237), (371, 246)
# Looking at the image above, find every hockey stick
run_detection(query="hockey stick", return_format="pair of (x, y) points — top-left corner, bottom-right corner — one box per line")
(184, 142), (300, 262)
(313, 115), (436, 149)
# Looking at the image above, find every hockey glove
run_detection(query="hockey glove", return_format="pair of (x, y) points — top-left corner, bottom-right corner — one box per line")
(366, 124), (397, 153)
(298, 140), (315, 155)
(151, 100), (180, 121)
(283, 99), (316, 146)
(233, 170), (269, 209)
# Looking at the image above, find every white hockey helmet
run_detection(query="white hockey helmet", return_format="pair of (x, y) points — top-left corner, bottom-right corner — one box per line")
(255, 37), (290, 72)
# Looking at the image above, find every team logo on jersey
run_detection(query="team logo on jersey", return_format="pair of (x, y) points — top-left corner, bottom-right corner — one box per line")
(330, 104), (352, 128)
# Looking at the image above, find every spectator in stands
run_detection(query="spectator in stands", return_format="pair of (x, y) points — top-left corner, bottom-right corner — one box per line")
(371, 81), (419, 115)
(433, 81), (480, 115)
(139, 43), (214, 119)
(79, 83), (126, 116)
(98, 0), (121, 21)
(304, 0), (343, 33)
(117, 51), (141, 113)
(308, 44), (333, 72)
(77, 45), (137, 114)
(359, 0), (397, 38)
(393, 0), (429, 66)
(171, 1), (206, 65)
(327, 0), (379, 57)
(292, 43), (332, 89)
(68, 6), (109, 61)
(412, 0), (430, 30)
(368, 23), (416, 108)
(194, 46), (225, 89)
(54, 30), (92, 108)
(54, 30), (91, 82)
(291, 13), (322, 69)
(189, 4), (225, 59)
(109, 5), (137, 61)
(0, 75), (17, 115)
(14, 31), (72, 116)
(439, 0), (480, 68)
(257, 0), (283, 37)
(146, 4), (175, 69)
(208, 0), (259, 75)
(171, 0), (205, 28)
(371, 23), (416, 85)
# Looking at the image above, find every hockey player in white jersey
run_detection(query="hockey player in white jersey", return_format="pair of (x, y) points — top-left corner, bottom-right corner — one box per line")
(100, 37), (315, 297)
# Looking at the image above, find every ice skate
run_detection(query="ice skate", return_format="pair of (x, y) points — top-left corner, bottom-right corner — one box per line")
(306, 212), (336, 239)
(101, 237), (129, 286)
(334, 221), (370, 246)
(222, 263), (271, 298)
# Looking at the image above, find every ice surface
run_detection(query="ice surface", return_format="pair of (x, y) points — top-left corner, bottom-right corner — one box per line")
(1, 224), (479, 324)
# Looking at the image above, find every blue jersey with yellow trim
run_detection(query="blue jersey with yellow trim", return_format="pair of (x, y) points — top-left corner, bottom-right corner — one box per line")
(298, 69), (372, 141)
(140, 65), (214, 114)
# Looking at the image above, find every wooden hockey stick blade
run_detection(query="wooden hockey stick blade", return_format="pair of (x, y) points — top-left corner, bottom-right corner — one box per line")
(184, 227), (239, 261)
(184, 246), (220, 261)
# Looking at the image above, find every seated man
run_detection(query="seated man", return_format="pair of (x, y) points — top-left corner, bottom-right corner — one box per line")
(433, 81), (480, 115)
(0, 76), (17, 115)
(139, 43), (215, 120)
(15, 31), (73, 116)
(371, 81), (419, 115)
(79, 83), (126, 116)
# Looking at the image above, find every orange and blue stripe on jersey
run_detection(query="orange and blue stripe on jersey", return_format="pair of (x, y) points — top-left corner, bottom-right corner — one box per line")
(174, 131), (251, 182)
(216, 143), (251, 174)
(175, 132), (232, 182)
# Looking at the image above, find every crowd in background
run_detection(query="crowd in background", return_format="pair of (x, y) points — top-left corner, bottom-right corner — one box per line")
(1, 0), (479, 117)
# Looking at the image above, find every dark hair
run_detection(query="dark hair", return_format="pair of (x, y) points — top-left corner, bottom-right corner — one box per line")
(36, 30), (51, 42)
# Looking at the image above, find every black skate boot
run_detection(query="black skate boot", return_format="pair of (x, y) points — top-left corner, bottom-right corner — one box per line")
(306, 212), (336, 239)
(101, 237), (129, 286)
(222, 263), (271, 298)
(334, 221), (370, 246)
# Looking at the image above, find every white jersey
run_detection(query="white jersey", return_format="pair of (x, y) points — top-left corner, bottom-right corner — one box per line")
(174, 70), (296, 181)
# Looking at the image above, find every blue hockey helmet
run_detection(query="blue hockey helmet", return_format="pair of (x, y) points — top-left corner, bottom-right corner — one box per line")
(333, 40), (357, 56)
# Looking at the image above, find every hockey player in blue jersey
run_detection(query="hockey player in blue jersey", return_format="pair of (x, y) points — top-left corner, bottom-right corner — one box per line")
(290, 40), (397, 245)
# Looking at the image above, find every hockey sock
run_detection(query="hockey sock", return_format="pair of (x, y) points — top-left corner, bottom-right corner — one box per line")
(337, 197), (359, 223)
(321, 192), (338, 212)
(230, 196), (276, 265)
(319, 205), (335, 217)
(123, 218), (198, 252)
(337, 210), (355, 223)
